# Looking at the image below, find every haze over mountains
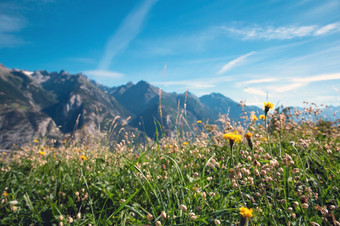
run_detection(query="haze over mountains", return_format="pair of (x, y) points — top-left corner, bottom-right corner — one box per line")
(0, 64), (338, 149)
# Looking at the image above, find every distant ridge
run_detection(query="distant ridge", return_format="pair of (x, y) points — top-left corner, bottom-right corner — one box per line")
(4, 64), (338, 149)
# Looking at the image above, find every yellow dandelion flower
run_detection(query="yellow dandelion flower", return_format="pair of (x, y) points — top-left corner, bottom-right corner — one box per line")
(80, 155), (87, 161)
(223, 132), (242, 143)
(240, 207), (253, 218)
(183, 142), (188, 146)
(197, 120), (202, 124)
(250, 114), (258, 121)
(264, 102), (274, 114)
(244, 132), (253, 150)
(3, 192), (8, 196)
(259, 115), (265, 120)
(33, 139), (39, 143)
(244, 132), (252, 139)
(39, 151), (46, 155)
(264, 102), (274, 109)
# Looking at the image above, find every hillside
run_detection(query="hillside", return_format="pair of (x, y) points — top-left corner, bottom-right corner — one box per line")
(3, 64), (338, 149)
(0, 65), (60, 148)
(107, 81), (261, 138)
(0, 65), (133, 149)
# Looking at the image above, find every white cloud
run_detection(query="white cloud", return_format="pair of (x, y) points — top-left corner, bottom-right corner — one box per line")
(153, 76), (233, 90)
(83, 70), (123, 78)
(98, 0), (157, 70)
(315, 23), (340, 35)
(275, 83), (306, 93)
(217, 52), (255, 74)
(244, 86), (266, 96)
(243, 78), (277, 85)
(292, 73), (340, 82)
(0, 14), (26, 48)
(222, 22), (340, 40)
(243, 73), (340, 95)
(0, 15), (24, 33)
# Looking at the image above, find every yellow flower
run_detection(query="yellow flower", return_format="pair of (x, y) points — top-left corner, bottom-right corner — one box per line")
(264, 102), (274, 114)
(183, 142), (188, 146)
(250, 114), (258, 121)
(264, 102), (274, 109)
(244, 132), (253, 150)
(223, 132), (242, 143)
(33, 139), (39, 143)
(244, 132), (252, 139)
(80, 155), (87, 161)
(39, 151), (46, 155)
(3, 192), (8, 196)
(197, 120), (202, 124)
(240, 207), (253, 218)
(259, 115), (265, 120)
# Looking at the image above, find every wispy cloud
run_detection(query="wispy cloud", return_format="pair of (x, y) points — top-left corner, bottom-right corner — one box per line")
(275, 83), (306, 93)
(0, 14), (26, 48)
(222, 22), (340, 40)
(243, 73), (340, 96)
(84, 70), (123, 78)
(0, 0), (59, 48)
(98, 0), (157, 70)
(217, 52), (255, 74)
(315, 23), (340, 35)
(292, 73), (340, 82)
(243, 78), (277, 85)
(244, 86), (266, 96)
(153, 76), (233, 90)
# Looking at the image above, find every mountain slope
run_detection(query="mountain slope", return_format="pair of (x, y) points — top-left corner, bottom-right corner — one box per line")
(110, 80), (159, 115)
(0, 65), (60, 148)
(0, 65), (134, 149)
(2, 64), (338, 149)
(108, 82), (260, 138)
(109, 81), (213, 137)
(200, 93), (261, 121)
(40, 70), (132, 134)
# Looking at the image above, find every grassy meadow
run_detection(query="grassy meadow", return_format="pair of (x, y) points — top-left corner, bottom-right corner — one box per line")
(1, 103), (340, 225)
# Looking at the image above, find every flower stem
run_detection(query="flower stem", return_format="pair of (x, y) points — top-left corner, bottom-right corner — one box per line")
(265, 114), (273, 156)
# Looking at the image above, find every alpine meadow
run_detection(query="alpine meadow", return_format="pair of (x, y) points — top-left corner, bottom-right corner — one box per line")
(1, 0), (340, 225)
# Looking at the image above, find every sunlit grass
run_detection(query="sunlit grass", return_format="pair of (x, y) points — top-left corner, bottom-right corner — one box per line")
(0, 103), (339, 225)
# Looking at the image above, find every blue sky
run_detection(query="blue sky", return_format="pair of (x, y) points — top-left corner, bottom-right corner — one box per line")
(1, 0), (340, 107)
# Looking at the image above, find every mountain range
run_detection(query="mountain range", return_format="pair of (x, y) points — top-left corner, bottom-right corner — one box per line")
(1, 64), (338, 149)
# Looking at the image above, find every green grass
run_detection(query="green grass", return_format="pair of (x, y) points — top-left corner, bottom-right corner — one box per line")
(1, 106), (339, 225)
